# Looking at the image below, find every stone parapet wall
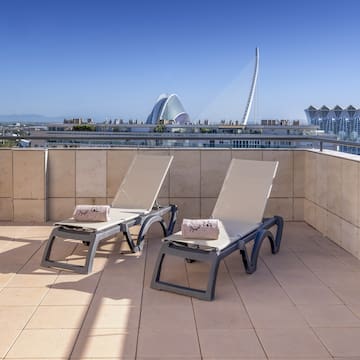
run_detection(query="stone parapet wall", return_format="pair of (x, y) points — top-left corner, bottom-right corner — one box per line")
(304, 150), (360, 259)
(0, 148), (304, 227)
(1, 147), (358, 258)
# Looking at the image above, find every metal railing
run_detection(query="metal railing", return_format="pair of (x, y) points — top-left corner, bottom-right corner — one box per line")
(1, 133), (360, 153)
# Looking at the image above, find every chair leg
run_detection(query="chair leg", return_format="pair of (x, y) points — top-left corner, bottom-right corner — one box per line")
(239, 229), (273, 274)
(122, 224), (139, 252)
(41, 228), (100, 274)
(137, 215), (167, 250)
(166, 204), (177, 236)
(41, 229), (57, 267)
(262, 215), (284, 253)
(151, 242), (220, 301)
(240, 216), (284, 273)
(124, 204), (178, 252)
(272, 215), (284, 253)
(205, 256), (221, 300)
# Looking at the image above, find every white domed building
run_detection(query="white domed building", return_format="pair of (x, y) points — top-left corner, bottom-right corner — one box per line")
(146, 94), (191, 125)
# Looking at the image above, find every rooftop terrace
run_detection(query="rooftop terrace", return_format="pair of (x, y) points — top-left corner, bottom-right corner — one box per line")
(1, 222), (360, 358)
(0, 147), (360, 358)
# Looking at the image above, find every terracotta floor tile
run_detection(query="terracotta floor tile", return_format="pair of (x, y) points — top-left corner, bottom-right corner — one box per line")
(5, 273), (58, 288)
(71, 358), (134, 360)
(26, 305), (88, 329)
(297, 253), (355, 272)
(53, 272), (101, 292)
(0, 263), (23, 274)
(271, 268), (326, 287)
(282, 284), (342, 305)
(229, 265), (278, 287)
(40, 288), (93, 306)
(71, 328), (137, 358)
(2, 223), (360, 359)
(208, 282), (244, 302)
(87, 257), (110, 273)
(0, 274), (14, 287)
(82, 304), (140, 329)
(102, 262), (145, 280)
(44, 240), (77, 262)
(140, 304), (196, 330)
(315, 270), (360, 288)
(5, 329), (79, 359)
(137, 358), (201, 360)
(0, 287), (48, 306)
(246, 303), (308, 328)
(347, 303), (360, 318)
(331, 286), (360, 305)
(257, 328), (330, 358)
(297, 304), (360, 327)
(193, 300), (252, 329)
(0, 306), (35, 329)
(62, 252), (109, 273)
(202, 358), (266, 360)
(93, 281), (142, 306)
(235, 283), (293, 306)
(155, 267), (189, 287)
(0, 328), (22, 358)
(314, 327), (360, 357)
(141, 287), (192, 307)
(100, 270), (144, 287)
(198, 329), (265, 358)
(262, 250), (307, 270)
(269, 358), (331, 360)
(137, 328), (200, 358)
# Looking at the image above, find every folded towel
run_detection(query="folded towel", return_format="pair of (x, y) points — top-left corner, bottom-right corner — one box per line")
(73, 205), (110, 222)
(181, 219), (220, 240)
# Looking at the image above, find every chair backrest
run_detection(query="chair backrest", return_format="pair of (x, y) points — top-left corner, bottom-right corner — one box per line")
(211, 158), (278, 224)
(111, 154), (173, 211)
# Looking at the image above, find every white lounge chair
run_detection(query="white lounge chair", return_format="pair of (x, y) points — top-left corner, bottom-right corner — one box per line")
(151, 158), (283, 300)
(41, 154), (177, 274)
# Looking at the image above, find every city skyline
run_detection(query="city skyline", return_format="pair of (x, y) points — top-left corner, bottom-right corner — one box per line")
(1, 0), (360, 123)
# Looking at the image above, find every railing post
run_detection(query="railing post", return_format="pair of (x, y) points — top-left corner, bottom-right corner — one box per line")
(320, 140), (323, 152)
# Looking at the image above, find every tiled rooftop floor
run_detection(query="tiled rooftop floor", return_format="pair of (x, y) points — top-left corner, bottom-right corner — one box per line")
(1, 222), (360, 359)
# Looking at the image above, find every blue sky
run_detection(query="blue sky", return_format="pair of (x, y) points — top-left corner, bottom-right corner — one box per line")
(1, 0), (359, 123)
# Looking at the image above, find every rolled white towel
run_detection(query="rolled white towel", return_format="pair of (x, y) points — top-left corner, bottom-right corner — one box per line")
(181, 219), (220, 240)
(73, 205), (110, 222)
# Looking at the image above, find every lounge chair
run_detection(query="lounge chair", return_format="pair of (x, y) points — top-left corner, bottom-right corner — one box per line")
(41, 154), (177, 274)
(151, 158), (283, 300)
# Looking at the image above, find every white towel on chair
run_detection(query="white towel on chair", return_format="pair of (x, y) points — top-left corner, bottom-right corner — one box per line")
(73, 205), (110, 222)
(181, 219), (220, 240)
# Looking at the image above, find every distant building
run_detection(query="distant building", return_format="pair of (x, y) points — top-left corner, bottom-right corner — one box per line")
(305, 105), (360, 140)
(146, 94), (191, 125)
(63, 118), (94, 125)
(64, 118), (83, 125)
(261, 119), (301, 126)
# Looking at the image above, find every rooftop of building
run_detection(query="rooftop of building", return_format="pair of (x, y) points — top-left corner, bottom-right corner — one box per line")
(1, 221), (360, 358)
(0, 146), (360, 358)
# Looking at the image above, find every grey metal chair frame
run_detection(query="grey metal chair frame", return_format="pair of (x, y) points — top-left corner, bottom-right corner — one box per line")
(42, 204), (177, 274)
(151, 215), (283, 301)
